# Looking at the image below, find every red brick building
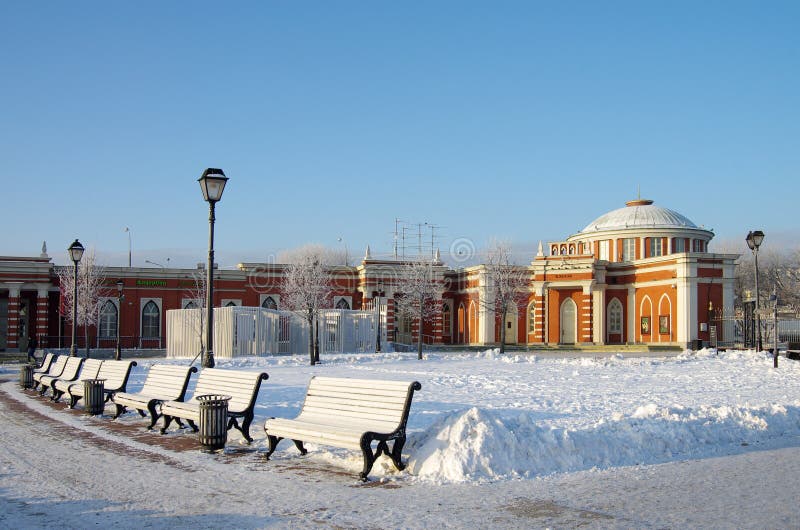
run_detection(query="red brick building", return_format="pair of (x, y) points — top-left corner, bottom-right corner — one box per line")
(0, 198), (737, 352)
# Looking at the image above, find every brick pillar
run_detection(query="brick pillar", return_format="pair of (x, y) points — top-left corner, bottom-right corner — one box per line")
(580, 292), (593, 343)
(36, 288), (49, 348)
(7, 284), (21, 351)
(534, 294), (546, 343)
(385, 298), (395, 342)
(432, 299), (443, 344)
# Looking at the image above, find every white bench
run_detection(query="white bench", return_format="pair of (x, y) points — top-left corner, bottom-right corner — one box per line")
(52, 358), (103, 403)
(112, 364), (198, 429)
(38, 357), (83, 397)
(159, 368), (269, 444)
(65, 359), (137, 409)
(263, 376), (422, 480)
(33, 355), (67, 391)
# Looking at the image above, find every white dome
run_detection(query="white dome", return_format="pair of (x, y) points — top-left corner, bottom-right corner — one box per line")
(580, 199), (698, 233)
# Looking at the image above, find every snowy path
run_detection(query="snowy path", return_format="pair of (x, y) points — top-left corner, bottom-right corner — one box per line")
(2, 350), (800, 528)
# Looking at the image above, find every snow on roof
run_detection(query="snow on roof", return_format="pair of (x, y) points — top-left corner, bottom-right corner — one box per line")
(580, 199), (698, 233)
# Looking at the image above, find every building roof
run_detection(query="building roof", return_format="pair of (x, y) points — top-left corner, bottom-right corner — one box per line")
(579, 199), (698, 234)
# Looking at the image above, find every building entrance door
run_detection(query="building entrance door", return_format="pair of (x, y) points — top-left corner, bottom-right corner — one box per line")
(503, 309), (518, 344)
(560, 298), (577, 344)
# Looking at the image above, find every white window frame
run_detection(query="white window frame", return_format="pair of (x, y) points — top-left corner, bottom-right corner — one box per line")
(650, 237), (664, 257)
(622, 238), (636, 261)
(140, 298), (163, 339)
(97, 298), (119, 339)
(599, 240), (609, 261)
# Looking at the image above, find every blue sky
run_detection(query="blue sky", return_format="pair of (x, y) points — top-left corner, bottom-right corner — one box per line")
(3, 1), (798, 267)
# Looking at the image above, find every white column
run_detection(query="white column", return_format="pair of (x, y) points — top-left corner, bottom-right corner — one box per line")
(478, 269), (494, 345)
(627, 286), (636, 343)
(592, 286), (606, 344)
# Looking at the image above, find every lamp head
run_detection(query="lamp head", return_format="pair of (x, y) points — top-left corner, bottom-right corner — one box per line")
(198, 168), (229, 203)
(67, 239), (85, 264)
(117, 279), (124, 294)
(746, 230), (765, 251)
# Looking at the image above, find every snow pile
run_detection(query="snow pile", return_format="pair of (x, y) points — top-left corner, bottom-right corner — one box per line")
(408, 402), (800, 483)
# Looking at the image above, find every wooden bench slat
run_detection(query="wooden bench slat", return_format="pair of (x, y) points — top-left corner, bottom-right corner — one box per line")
(311, 376), (416, 390)
(309, 382), (413, 397)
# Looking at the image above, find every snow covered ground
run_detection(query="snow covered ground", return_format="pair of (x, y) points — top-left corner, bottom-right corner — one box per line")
(1, 348), (800, 528)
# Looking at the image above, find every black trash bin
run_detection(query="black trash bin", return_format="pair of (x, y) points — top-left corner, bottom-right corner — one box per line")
(19, 365), (33, 389)
(197, 394), (231, 453)
(84, 379), (106, 416)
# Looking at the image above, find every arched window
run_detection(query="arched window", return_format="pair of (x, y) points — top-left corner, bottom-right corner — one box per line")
(225, 301), (237, 307)
(184, 301), (197, 309)
(527, 301), (536, 334)
(457, 303), (465, 343)
(98, 300), (118, 338)
(142, 301), (160, 338)
(442, 303), (451, 339)
(336, 298), (351, 310)
(608, 299), (623, 335)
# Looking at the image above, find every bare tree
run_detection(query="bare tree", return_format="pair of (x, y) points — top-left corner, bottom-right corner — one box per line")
(183, 268), (208, 364)
(483, 240), (531, 354)
(280, 244), (335, 365)
(394, 258), (445, 360)
(58, 249), (108, 357)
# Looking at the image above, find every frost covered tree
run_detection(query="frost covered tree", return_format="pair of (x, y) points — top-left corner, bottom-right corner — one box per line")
(182, 268), (208, 364)
(280, 244), (335, 365)
(58, 249), (108, 357)
(482, 240), (530, 355)
(394, 257), (445, 360)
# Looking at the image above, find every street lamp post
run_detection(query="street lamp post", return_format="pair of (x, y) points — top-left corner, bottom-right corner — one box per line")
(375, 281), (384, 353)
(116, 279), (124, 360)
(67, 239), (85, 357)
(198, 168), (229, 368)
(746, 230), (765, 351)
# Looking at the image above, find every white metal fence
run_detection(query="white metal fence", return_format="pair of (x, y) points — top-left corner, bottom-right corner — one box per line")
(167, 306), (381, 359)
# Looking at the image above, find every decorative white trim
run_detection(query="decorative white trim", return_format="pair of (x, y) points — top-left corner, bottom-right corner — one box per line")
(222, 299), (241, 307)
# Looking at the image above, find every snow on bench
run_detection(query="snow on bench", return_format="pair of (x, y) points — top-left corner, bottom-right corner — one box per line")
(159, 368), (269, 444)
(32, 355), (67, 391)
(112, 364), (198, 429)
(65, 360), (137, 409)
(263, 376), (422, 481)
(38, 357), (83, 397)
(52, 358), (103, 403)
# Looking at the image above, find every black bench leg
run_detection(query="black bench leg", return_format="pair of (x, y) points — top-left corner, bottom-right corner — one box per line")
(292, 440), (307, 455)
(113, 404), (126, 419)
(68, 395), (80, 409)
(187, 419), (198, 432)
(160, 415), (174, 434)
(264, 435), (282, 459)
(137, 409), (147, 417)
(240, 413), (254, 444)
(227, 413), (254, 444)
(146, 403), (160, 430)
(51, 389), (63, 403)
(359, 436), (378, 481)
(389, 435), (407, 471)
